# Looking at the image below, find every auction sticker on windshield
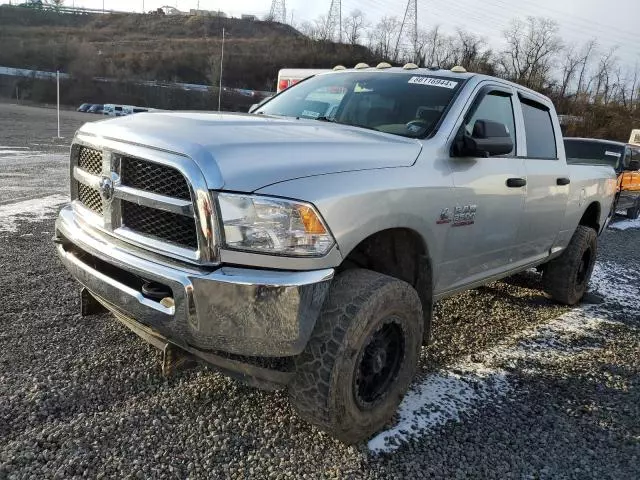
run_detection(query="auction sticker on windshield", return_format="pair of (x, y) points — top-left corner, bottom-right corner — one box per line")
(408, 76), (458, 89)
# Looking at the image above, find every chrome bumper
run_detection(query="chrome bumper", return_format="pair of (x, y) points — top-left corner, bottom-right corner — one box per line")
(55, 205), (334, 357)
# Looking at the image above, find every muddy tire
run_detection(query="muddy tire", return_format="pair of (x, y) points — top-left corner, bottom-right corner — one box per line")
(543, 225), (597, 305)
(288, 269), (423, 444)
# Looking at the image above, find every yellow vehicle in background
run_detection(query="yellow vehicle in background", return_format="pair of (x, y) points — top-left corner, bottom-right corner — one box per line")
(564, 138), (640, 219)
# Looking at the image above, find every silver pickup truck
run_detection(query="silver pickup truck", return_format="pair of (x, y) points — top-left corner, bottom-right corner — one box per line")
(54, 64), (617, 443)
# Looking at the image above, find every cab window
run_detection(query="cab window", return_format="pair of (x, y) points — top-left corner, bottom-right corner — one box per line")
(464, 92), (516, 155)
(521, 98), (557, 159)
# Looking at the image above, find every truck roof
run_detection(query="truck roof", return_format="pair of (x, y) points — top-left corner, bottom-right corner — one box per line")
(317, 66), (549, 103)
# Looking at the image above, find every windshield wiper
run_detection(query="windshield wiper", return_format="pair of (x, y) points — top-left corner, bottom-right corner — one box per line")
(314, 116), (339, 123)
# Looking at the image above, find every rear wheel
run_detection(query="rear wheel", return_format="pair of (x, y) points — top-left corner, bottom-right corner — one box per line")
(543, 225), (597, 305)
(288, 269), (423, 444)
(627, 200), (640, 220)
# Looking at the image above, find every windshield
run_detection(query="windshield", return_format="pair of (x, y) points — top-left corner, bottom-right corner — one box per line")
(255, 72), (464, 138)
(564, 139), (623, 170)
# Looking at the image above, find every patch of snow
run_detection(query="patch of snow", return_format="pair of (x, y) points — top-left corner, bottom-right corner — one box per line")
(368, 366), (509, 452)
(0, 194), (69, 233)
(368, 261), (635, 453)
(608, 218), (640, 230)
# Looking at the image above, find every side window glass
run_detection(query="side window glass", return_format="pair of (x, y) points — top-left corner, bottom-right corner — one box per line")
(465, 93), (516, 155)
(521, 99), (557, 159)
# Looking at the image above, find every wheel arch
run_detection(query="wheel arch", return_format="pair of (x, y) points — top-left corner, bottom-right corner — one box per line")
(337, 227), (434, 344)
(579, 201), (602, 233)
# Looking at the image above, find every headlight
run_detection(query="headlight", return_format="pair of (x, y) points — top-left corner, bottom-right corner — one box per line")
(217, 193), (335, 256)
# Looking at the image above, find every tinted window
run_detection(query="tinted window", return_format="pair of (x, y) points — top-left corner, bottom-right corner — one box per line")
(564, 140), (623, 169)
(256, 72), (464, 138)
(521, 99), (557, 158)
(465, 93), (516, 155)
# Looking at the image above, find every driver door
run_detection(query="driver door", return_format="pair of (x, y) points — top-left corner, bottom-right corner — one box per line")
(438, 85), (527, 293)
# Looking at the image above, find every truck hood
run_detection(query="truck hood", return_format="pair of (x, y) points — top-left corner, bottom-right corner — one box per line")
(79, 112), (423, 191)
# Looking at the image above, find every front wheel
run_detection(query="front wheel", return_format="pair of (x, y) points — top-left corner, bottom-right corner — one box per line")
(288, 269), (423, 444)
(543, 225), (597, 305)
(627, 200), (640, 220)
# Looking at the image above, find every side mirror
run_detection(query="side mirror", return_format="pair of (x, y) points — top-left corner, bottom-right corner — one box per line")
(456, 119), (514, 157)
(626, 159), (640, 171)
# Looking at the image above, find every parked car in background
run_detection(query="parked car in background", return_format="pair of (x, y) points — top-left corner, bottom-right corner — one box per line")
(77, 103), (92, 112)
(87, 104), (104, 114)
(564, 137), (640, 219)
(103, 104), (124, 116)
(103, 104), (157, 116)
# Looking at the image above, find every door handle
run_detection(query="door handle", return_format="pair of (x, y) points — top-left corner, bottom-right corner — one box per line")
(557, 177), (571, 186)
(506, 178), (526, 188)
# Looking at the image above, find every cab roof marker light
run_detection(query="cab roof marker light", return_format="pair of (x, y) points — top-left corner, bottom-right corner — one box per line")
(354, 63), (370, 69)
(403, 63), (419, 70)
(376, 62), (392, 69)
(451, 65), (467, 73)
(333, 65), (346, 71)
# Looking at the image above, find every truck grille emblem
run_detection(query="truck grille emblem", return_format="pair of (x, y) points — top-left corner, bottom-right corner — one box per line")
(98, 175), (115, 203)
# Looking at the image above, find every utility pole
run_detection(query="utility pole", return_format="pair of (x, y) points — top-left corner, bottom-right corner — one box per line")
(395, 0), (418, 63)
(218, 28), (225, 112)
(326, 0), (342, 43)
(56, 70), (61, 139)
(268, 0), (286, 23)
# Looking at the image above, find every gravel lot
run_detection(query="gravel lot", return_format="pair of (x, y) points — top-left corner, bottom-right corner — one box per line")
(0, 104), (638, 479)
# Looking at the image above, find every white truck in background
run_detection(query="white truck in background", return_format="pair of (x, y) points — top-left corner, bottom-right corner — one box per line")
(277, 68), (332, 92)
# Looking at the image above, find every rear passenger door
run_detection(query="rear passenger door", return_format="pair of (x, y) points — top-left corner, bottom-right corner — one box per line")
(514, 93), (569, 263)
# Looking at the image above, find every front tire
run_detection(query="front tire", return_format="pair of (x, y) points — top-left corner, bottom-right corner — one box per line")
(288, 269), (423, 444)
(627, 201), (640, 220)
(543, 225), (597, 305)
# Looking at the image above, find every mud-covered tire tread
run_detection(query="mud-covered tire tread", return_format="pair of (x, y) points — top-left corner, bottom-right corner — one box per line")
(543, 225), (597, 305)
(288, 269), (423, 444)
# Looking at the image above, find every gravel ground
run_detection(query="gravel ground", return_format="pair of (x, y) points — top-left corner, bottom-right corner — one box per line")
(0, 105), (638, 479)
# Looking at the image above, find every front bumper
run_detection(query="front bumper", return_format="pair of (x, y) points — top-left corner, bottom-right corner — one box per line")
(55, 205), (333, 357)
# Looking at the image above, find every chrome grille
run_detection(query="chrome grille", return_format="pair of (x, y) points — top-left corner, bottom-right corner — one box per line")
(78, 147), (102, 175)
(77, 183), (103, 215)
(121, 201), (198, 249)
(121, 157), (191, 200)
(71, 141), (213, 263)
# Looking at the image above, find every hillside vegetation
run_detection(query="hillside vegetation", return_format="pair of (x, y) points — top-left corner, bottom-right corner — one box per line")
(0, 6), (375, 90)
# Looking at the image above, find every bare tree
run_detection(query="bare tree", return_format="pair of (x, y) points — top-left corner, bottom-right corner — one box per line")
(298, 15), (333, 42)
(368, 16), (401, 60)
(451, 29), (491, 71)
(592, 46), (618, 104)
(416, 26), (452, 68)
(574, 39), (597, 98)
(343, 10), (368, 46)
(499, 16), (563, 90)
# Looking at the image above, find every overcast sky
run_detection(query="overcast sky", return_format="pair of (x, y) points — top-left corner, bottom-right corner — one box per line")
(6, 0), (640, 67)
